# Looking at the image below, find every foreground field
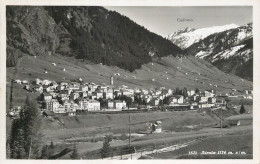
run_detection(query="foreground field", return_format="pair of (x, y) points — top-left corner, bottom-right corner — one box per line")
(41, 111), (217, 141)
(32, 109), (251, 159)
(149, 128), (252, 159)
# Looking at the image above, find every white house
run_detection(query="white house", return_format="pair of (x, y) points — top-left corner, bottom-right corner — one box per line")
(87, 100), (101, 111)
(114, 100), (126, 110)
(103, 92), (113, 99)
(199, 96), (208, 103)
(169, 95), (184, 105)
(187, 90), (195, 96)
(34, 85), (43, 93)
(43, 93), (52, 101)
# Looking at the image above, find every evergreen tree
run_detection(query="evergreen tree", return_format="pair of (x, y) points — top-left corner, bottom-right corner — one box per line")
(50, 141), (54, 149)
(9, 110), (26, 159)
(15, 129), (26, 159)
(9, 95), (44, 159)
(183, 87), (188, 99)
(100, 135), (112, 158)
(124, 97), (133, 109)
(70, 144), (79, 159)
(240, 104), (246, 114)
(175, 87), (180, 95)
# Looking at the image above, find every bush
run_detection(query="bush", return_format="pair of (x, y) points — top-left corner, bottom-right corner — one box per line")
(120, 133), (128, 140)
(240, 104), (246, 114)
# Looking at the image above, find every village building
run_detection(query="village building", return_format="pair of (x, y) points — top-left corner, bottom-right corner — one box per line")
(79, 92), (88, 98)
(9, 106), (22, 116)
(199, 96), (208, 103)
(68, 84), (80, 91)
(70, 92), (79, 100)
(50, 82), (58, 89)
(107, 100), (114, 109)
(78, 99), (88, 110)
(44, 99), (59, 111)
(150, 98), (160, 106)
(187, 90), (195, 96)
(22, 80), (29, 84)
(93, 91), (103, 99)
(34, 85), (43, 93)
(155, 90), (162, 95)
(43, 85), (54, 93)
(42, 93), (52, 101)
(77, 99), (100, 111)
(14, 79), (22, 84)
(103, 92), (113, 99)
(208, 97), (217, 104)
(49, 92), (58, 98)
(114, 100), (127, 110)
(122, 89), (134, 97)
(141, 89), (149, 95)
(86, 100), (101, 111)
(144, 96), (152, 104)
(24, 85), (30, 91)
(57, 85), (66, 91)
(80, 85), (89, 92)
(59, 90), (69, 100)
(114, 91), (122, 97)
(34, 78), (42, 85)
(204, 90), (215, 97)
(42, 79), (52, 86)
(168, 95), (184, 105)
(63, 101), (78, 112)
(199, 103), (215, 108)
(53, 104), (66, 113)
(60, 81), (69, 86)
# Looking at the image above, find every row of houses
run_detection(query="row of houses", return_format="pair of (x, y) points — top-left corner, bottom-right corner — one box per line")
(14, 77), (253, 116)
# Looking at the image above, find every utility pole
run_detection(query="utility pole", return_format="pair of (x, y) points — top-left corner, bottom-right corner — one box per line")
(220, 107), (223, 130)
(129, 115), (131, 146)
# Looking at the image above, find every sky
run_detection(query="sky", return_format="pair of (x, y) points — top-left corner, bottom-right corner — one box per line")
(105, 6), (252, 37)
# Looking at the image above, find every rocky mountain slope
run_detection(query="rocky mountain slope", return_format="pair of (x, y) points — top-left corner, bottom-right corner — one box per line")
(167, 24), (239, 49)
(6, 6), (183, 72)
(168, 23), (253, 81)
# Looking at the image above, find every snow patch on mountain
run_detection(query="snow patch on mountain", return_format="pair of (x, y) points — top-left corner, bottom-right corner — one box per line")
(195, 44), (252, 63)
(211, 45), (245, 62)
(195, 51), (209, 59)
(167, 24), (239, 49)
(209, 44), (251, 63)
(237, 30), (252, 43)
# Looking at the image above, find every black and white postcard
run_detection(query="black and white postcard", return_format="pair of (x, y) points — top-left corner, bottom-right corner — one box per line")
(0, 0), (259, 163)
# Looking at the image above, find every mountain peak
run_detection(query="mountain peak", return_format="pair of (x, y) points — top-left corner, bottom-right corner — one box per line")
(167, 24), (239, 49)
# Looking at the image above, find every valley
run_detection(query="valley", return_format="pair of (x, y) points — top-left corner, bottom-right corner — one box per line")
(5, 6), (254, 160)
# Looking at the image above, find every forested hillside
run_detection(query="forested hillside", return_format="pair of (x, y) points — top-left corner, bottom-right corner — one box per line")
(6, 6), (183, 72)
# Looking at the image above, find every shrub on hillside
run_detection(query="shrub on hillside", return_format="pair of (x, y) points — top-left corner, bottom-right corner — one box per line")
(240, 104), (246, 114)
